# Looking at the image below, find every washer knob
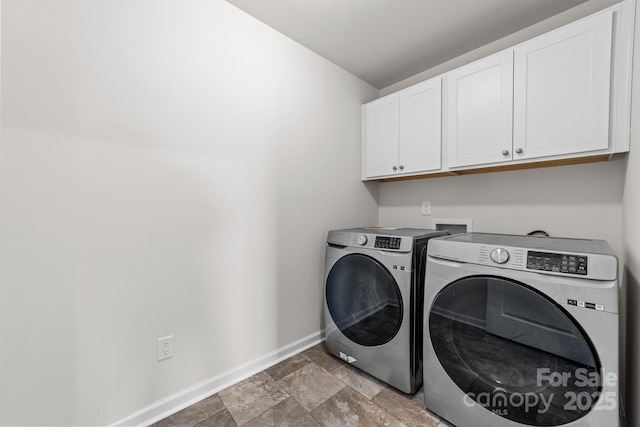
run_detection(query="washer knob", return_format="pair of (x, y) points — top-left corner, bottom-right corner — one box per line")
(357, 235), (368, 246)
(490, 248), (510, 264)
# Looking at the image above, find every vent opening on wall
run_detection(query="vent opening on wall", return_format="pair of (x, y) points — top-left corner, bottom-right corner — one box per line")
(432, 219), (472, 235)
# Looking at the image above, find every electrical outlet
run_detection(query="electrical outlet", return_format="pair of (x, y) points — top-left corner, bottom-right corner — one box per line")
(157, 335), (173, 361)
(421, 201), (431, 216)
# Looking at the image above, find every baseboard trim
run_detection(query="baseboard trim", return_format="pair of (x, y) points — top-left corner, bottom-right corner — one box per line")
(109, 330), (325, 427)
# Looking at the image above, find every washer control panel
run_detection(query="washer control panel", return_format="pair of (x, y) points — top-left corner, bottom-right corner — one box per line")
(347, 233), (413, 252)
(527, 251), (587, 275)
(427, 233), (618, 281)
(374, 236), (402, 250)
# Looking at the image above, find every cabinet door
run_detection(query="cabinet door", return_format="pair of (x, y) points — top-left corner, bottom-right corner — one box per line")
(447, 51), (514, 168)
(399, 78), (442, 174)
(363, 94), (399, 178)
(513, 11), (613, 160)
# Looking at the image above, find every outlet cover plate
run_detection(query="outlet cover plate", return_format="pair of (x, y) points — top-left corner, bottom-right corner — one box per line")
(421, 201), (431, 215)
(157, 335), (173, 361)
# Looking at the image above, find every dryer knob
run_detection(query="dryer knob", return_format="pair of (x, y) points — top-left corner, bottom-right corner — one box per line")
(357, 235), (368, 246)
(490, 248), (510, 264)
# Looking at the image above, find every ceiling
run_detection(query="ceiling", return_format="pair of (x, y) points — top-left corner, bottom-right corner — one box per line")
(225, 0), (619, 89)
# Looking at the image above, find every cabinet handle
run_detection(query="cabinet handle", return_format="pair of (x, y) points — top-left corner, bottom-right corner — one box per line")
(502, 150), (510, 156)
(399, 165), (404, 170)
(393, 166), (398, 171)
(515, 148), (523, 154)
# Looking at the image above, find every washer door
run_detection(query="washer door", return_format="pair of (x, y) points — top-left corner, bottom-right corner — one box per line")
(326, 253), (403, 347)
(429, 275), (601, 426)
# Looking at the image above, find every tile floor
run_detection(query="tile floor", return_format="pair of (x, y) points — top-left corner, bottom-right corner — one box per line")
(152, 343), (454, 427)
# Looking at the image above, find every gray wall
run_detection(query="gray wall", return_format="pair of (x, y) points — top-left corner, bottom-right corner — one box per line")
(0, 1), (378, 425)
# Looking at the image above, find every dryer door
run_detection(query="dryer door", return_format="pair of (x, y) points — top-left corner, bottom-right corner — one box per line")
(429, 275), (602, 426)
(326, 253), (403, 346)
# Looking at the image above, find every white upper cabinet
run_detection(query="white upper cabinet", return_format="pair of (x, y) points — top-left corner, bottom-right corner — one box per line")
(513, 10), (613, 161)
(363, 94), (399, 178)
(363, 77), (441, 179)
(399, 78), (442, 174)
(361, 2), (634, 180)
(446, 51), (514, 168)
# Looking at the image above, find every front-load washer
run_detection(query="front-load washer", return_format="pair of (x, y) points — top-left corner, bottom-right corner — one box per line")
(324, 227), (448, 394)
(423, 233), (620, 427)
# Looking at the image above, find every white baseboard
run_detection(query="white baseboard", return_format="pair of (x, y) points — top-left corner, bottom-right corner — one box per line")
(110, 330), (325, 427)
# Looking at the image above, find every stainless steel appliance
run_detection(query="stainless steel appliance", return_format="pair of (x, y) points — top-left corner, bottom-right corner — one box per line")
(324, 227), (448, 394)
(423, 233), (620, 427)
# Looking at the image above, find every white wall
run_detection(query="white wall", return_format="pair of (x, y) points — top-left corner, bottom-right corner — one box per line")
(380, 0), (621, 96)
(378, 159), (625, 256)
(622, 4), (640, 426)
(0, 1), (379, 425)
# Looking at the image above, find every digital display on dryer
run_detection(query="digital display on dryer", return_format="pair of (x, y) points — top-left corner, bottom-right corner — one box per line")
(375, 236), (401, 250)
(527, 251), (587, 275)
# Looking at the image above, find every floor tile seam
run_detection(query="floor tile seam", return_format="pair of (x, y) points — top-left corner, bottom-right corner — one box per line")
(275, 369), (318, 414)
(275, 361), (349, 414)
(265, 353), (314, 379)
(205, 395), (230, 420)
(218, 361), (436, 427)
(240, 396), (313, 427)
(231, 400), (280, 427)
(309, 386), (404, 427)
(268, 358), (315, 382)
(215, 394), (232, 425)
(162, 398), (230, 427)
(307, 360), (351, 405)
(305, 360), (422, 422)
(301, 347), (344, 372)
(330, 369), (386, 404)
(197, 408), (239, 427)
(219, 372), (292, 427)
(307, 403), (328, 426)
(307, 393), (350, 427)
(329, 364), (416, 405)
(275, 382), (311, 415)
(351, 387), (406, 426)
(216, 394), (243, 426)
(280, 360), (331, 381)
(325, 358), (343, 372)
(372, 389), (443, 427)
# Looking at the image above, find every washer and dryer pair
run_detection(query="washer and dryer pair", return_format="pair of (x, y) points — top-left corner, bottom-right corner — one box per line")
(324, 229), (621, 427)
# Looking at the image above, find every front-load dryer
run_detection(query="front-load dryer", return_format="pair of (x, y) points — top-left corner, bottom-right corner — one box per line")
(324, 227), (448, 394)
(423, 232), (620, 427)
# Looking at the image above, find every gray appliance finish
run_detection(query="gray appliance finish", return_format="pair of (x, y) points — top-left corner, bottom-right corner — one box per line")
(423, 232), (620, 427)
(324, 227), (448, 394)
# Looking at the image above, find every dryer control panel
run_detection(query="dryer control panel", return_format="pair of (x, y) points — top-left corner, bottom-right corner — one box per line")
(374, 236), (402, 250)
(427, 233), (618, 281)
(347, 233), (414, 252)
(527, 251), (587, 275)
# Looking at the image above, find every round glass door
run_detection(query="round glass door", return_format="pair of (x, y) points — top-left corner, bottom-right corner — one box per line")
(429, 276), (601, 426)
(326, 253), (402, 346)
